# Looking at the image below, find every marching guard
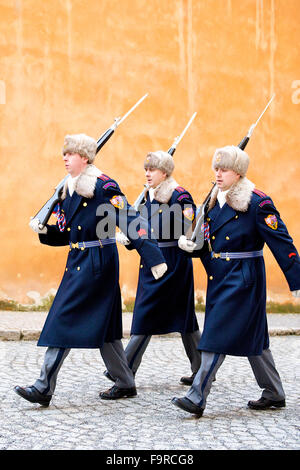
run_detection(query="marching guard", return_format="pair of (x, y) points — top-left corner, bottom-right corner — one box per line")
(172, 145), (300, 416)
(14, 133), (167, 406)
(106, 150), (202, 383)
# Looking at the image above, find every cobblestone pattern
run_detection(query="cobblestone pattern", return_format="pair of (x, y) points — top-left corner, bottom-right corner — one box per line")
(1, 336), (299, 450)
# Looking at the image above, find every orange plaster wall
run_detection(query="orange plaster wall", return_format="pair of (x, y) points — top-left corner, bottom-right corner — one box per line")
(0, 0), (299, 303)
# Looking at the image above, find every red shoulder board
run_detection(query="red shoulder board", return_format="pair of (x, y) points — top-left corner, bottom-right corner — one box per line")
(98, 174), (110, 181)
(175, 186), (186, 193)
(253, 188), (267, 198)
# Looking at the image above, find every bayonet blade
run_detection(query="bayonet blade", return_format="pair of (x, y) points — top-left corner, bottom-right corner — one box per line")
(172, 112), (197, 148)
(116, 93), (149, 128)
(248, 94), (275, 137)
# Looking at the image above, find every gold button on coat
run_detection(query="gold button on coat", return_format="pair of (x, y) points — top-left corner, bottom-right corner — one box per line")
(209, 275), (213, 280)
(226, 236), (230, 240)
(83, 202), (87, 207)
(212, 236), (215, 240)
(226, 257), (230, 261)
(77, 266), (80, 271)
(78, 226), (82, 230)
(67, 227), (71, 231)
(235, 215), (239, 219)
(140, 265), (143, 268)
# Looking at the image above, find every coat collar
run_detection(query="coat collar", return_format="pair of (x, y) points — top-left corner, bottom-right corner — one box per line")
(61, 164), (102, 200)
(207, 177), (255, 213)
(144, 176), (179, 204)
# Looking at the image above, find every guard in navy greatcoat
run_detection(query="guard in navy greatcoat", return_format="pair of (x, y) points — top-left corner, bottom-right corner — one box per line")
(172, 145), (300, 417)
(106, 151), (201, 383)
(14, 134), (167, 406)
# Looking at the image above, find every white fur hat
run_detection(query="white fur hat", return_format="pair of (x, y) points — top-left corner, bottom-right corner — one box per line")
(144, 151), (174, 177)
(62, 134), (97, 163)
(212, 145), (249, 177)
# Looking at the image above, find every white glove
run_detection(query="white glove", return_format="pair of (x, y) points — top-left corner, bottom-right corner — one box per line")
(116, 231), (130, 246)
(292, 290), (300, 298)
(178, 235), (197, 253)
(151, 263), (168, 280)
(29, 218), (47, 234)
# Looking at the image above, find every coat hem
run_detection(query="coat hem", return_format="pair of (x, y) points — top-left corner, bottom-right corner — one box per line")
(130, 327), (199, 336)
(37, 336), (123, 349)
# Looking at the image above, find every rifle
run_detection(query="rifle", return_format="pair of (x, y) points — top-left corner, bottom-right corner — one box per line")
(186, 94), (275, 247)
(32, 94), (148, 229)
(133, 112), (197, 211)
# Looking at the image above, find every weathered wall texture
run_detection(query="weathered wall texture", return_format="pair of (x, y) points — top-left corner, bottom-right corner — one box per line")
(0, 0), (299, 303)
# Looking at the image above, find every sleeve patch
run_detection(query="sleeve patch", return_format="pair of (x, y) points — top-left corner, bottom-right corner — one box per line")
(177, 194), (190, 201)
(110, 195), (125, 209)
(137, 228), (147, 237)
(175, 186), (186, 193)
(103, 182), (117, 190)
(264, 214), (278, 230)
(183, 207), (194, 221)
(259, 199), (273, 207)
(289, 252), (297, 258)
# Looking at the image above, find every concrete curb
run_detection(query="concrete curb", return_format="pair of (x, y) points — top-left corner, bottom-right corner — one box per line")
(0, 327), (299, 342)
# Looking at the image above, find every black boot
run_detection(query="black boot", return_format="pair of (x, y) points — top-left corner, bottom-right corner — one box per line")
(99, 385), (137, 400)
(247, 397), (286, 410)
(14, 386), (52, 407)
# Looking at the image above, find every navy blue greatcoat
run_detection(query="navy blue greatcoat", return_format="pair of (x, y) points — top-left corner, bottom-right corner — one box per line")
(190, 178), (300, 356)
(128, 178), (199, 336)
(37, 165), (165, 349)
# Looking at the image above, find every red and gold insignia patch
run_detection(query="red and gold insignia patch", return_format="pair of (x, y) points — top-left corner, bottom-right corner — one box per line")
(138, 228), (147, 237)
(110, 195), (125, 210)
(183, 207), (194, 221)
(264, 214), (278, 230)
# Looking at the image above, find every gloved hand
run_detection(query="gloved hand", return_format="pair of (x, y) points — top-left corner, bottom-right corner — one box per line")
(151, 263), (168, 280)
(29, 218), (47, 234)
(178, 235), (197, 253)
(292, 290), (300, 298)
(116, 231), (130, 246)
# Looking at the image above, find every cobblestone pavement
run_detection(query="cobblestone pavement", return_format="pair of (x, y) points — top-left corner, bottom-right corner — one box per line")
(0, 336), (299, 450)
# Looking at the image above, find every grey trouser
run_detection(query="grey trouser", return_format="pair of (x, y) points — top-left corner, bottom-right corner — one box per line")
(186, 348), (285, 410)
(33, 340), (135, 396)
(125, 330), (202, 375)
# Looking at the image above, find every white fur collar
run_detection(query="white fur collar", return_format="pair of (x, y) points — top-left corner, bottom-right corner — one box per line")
(208, 177), (255, 213)
(145, 177), (179, 204)
(61, 164), (102, 199)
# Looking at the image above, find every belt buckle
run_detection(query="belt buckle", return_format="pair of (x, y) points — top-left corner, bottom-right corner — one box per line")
(71, 242), (79, 249)
(212, 252), (221, 259)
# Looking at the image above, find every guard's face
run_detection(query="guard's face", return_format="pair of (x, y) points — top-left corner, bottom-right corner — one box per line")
(214, 168), (240, 191)
(145, 168), (167, 188)
(63, 152), (88, 177)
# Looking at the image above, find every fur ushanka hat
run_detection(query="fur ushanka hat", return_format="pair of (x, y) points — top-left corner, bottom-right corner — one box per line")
(62, 134), (97, 163)
(212, 145), (249, 177)
(144, 151), (174, 177)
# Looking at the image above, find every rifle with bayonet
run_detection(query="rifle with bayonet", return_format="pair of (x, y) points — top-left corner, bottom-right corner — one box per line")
(133, 112), (197, 211)
(186, 94), (275, 248)
(32, 94), (148, 230)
